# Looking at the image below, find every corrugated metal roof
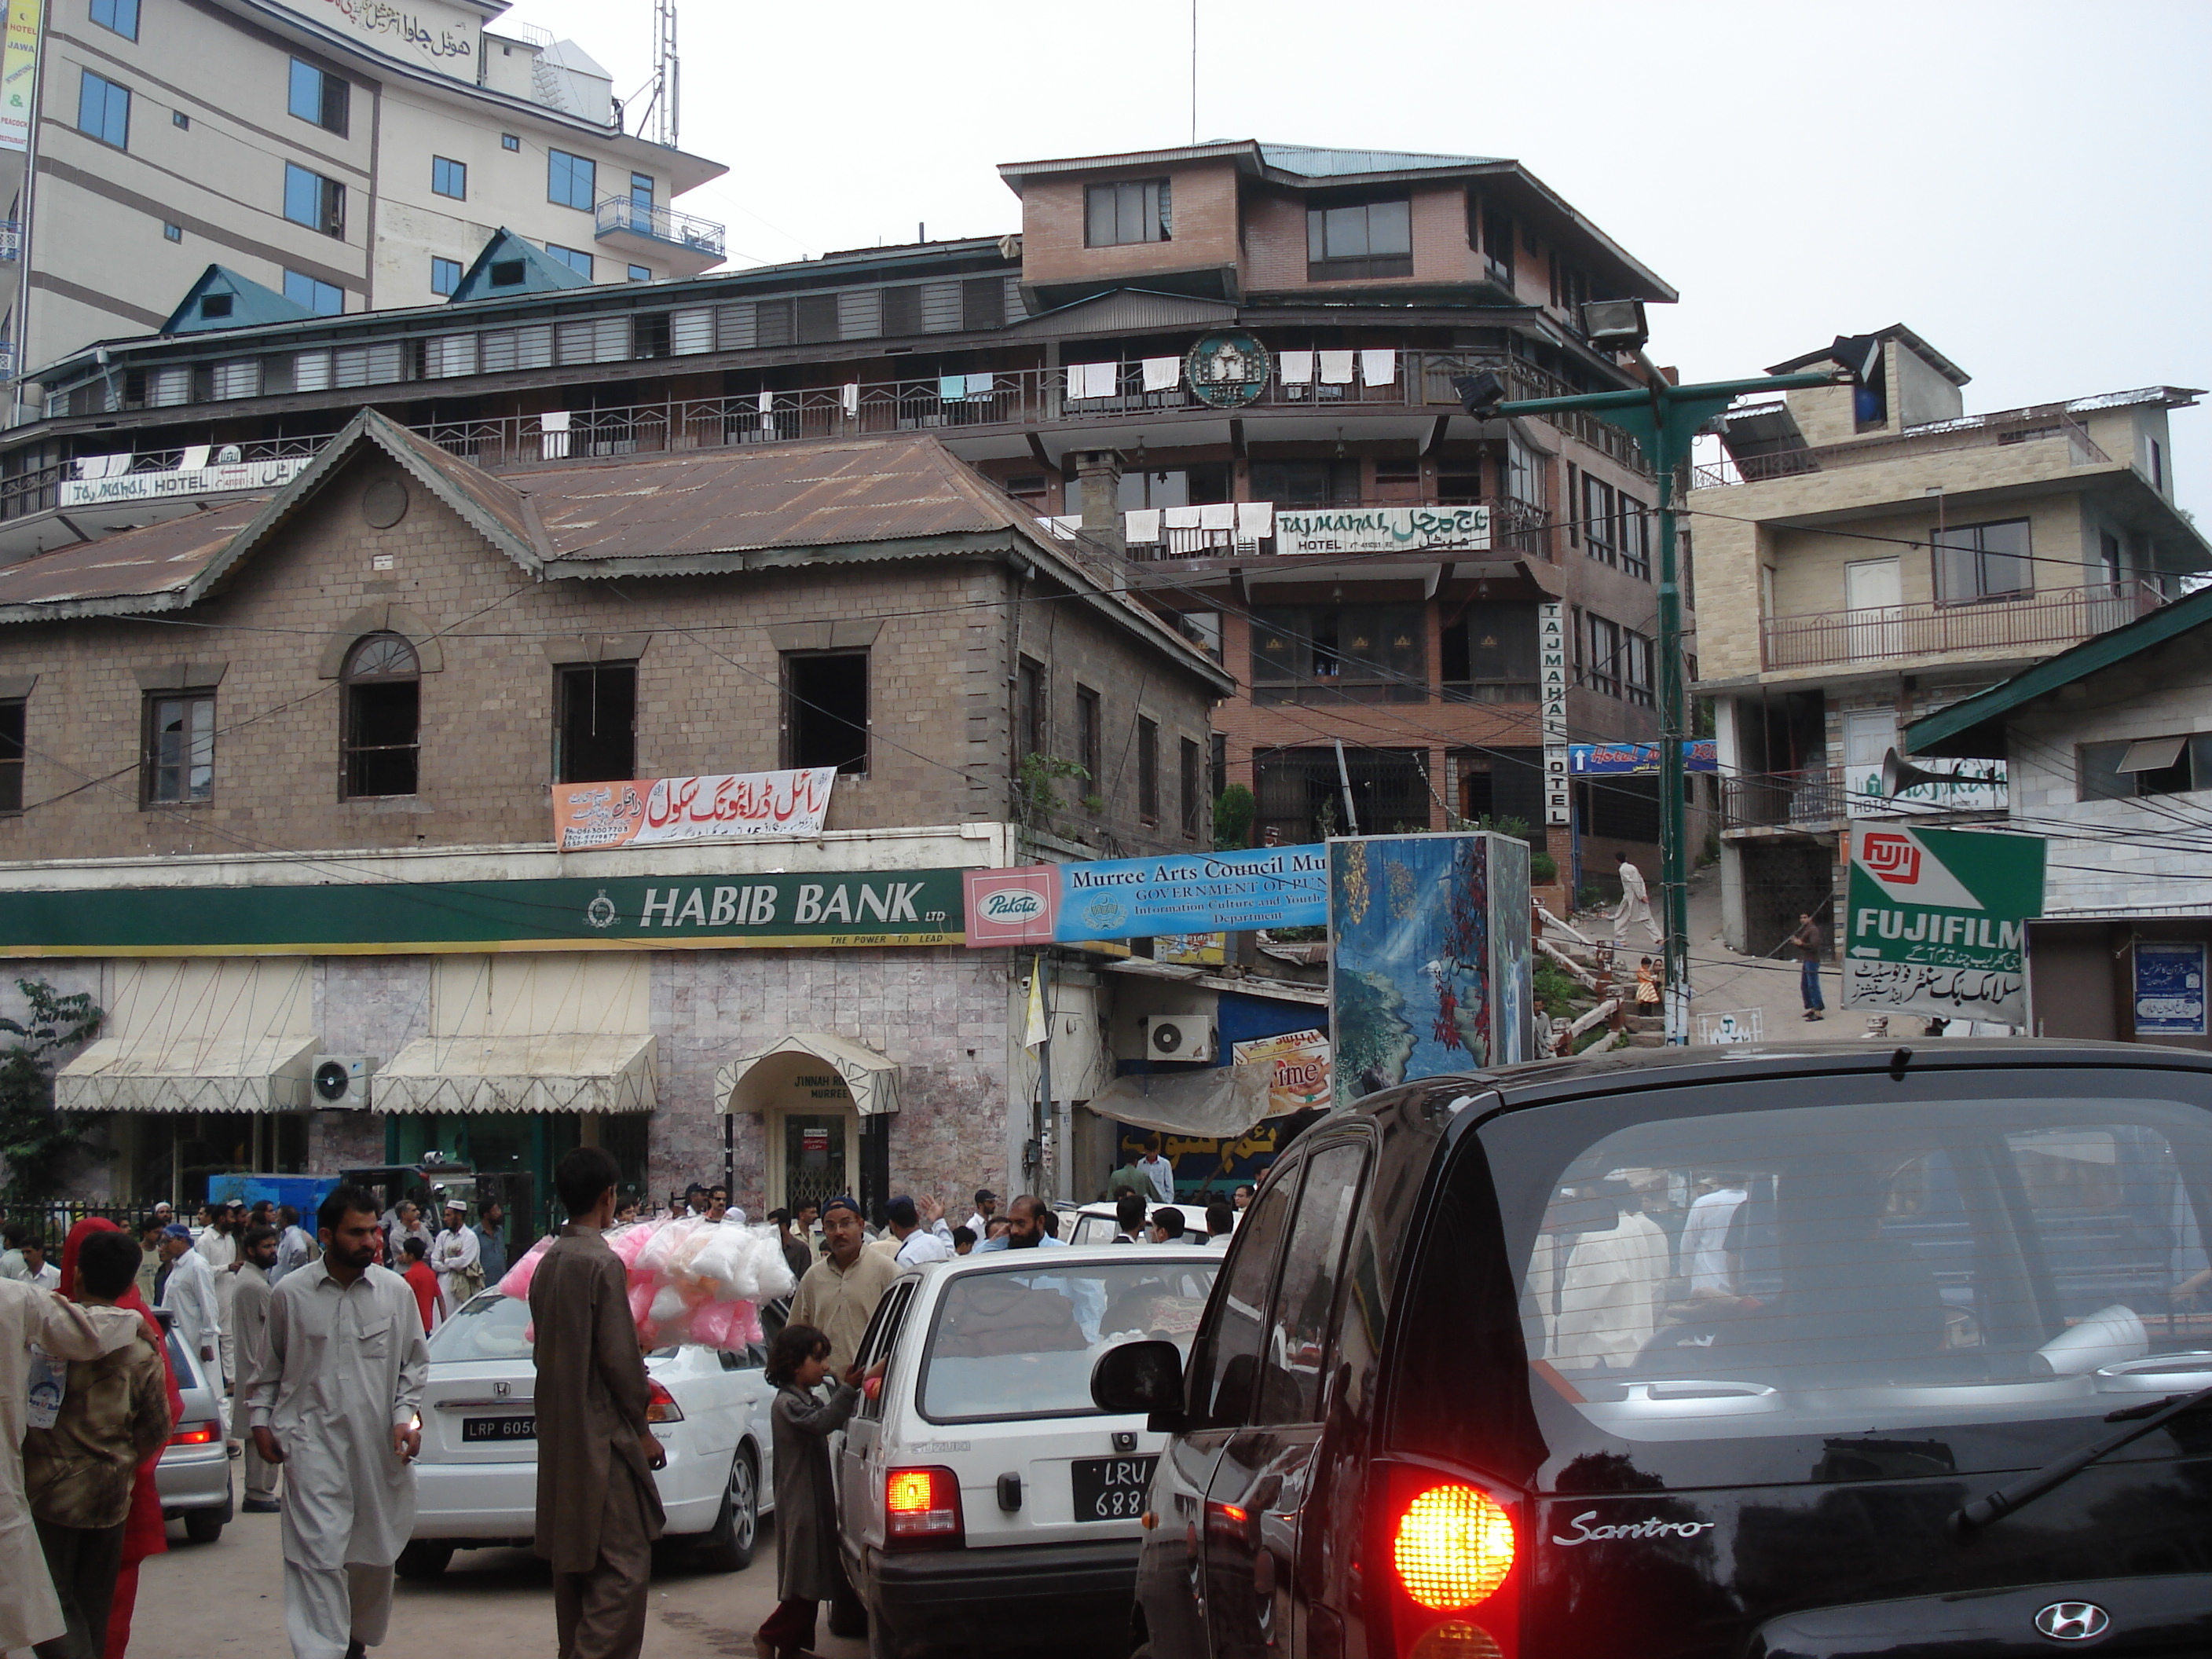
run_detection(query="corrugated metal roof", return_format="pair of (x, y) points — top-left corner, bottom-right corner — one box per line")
(0, 501), (265, 608)
(1255, 143), (1503, 176)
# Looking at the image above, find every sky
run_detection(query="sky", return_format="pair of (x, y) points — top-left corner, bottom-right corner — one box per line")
(504, 0), (2212, 525)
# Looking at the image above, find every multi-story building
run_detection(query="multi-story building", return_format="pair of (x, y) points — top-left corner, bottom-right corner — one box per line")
(0, 0), (726, 389)
(0, 137), (1686, 898)
(1691, 324), (2208, 954)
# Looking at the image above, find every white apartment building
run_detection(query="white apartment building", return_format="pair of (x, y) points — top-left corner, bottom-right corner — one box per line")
(1, 0), (726, 394)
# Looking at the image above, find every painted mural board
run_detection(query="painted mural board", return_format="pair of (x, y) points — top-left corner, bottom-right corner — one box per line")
(1843, 822), (2045, 1026)
(1329, 832), (1531, 1108)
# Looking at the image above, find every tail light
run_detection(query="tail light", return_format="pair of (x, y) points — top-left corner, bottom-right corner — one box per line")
(1376, 1463), (1521, 1659)
(645, 1381), (684, 1424)
(884, 1465), (964, 1549)
(169, 1420), (221, 1446)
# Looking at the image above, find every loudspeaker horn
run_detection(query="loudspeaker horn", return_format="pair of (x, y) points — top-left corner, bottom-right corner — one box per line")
(1880, 747), (2003, 799)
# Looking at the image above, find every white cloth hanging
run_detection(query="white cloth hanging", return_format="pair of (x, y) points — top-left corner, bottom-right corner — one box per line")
(1124, 509), (1162, 544)
(1360, 349), (1397, 386)
(73, 454), (129, 480)
(1141, 356), (1181, 393)
(967, 372), (994, 398)
(756, 390), (775, 415)
(1068, 362), (1116, 400)
(1278, 350), (1314, 385)
(1198, 502), (1236, 532)
(177, 445), (211, 472)
(1319, 350), (1356, 385)
(1162, 505), (1203, 531)
(840, 383), (859, 416)
(539, 411), (571, 460)
(1236, 501), (1275, 539)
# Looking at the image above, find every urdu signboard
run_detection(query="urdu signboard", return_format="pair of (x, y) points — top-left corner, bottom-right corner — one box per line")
(554, 768), (835, 850)
(1843, 822), (2045, 1026)
(1273, 504), (1490, 558)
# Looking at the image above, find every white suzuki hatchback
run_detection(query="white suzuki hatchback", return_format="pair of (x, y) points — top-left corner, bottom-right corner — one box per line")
(402, 1290), (776, 1577)
(837, 1247), (1220, 1659)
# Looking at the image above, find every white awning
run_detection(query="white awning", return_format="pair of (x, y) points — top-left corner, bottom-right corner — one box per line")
(375, 1034), (657, 1115)
(717, 1032), (900, 1117)
(56, 1035), (318, 1114)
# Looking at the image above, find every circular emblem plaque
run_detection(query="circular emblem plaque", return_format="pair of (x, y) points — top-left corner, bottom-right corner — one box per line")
(585, 889), (619, 930)
(1185, 331), (1271, 408)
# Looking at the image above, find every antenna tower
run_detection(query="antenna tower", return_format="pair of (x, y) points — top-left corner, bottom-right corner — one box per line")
(651, 0), (679, 148)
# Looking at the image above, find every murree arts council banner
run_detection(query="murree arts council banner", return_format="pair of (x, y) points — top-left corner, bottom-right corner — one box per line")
(963, 846), (1328, 947)
(555, 768), (837, 850)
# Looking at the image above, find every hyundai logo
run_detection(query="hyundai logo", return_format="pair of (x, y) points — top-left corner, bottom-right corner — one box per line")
(2034, 1602), (2111, 1643)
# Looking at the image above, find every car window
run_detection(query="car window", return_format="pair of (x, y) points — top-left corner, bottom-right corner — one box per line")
(1071, 1214), (1119, 1246)
(1254, 1142), (1367, 1424)
(165, 1331), (200, 1392)
(1184, 1174), (1294, 1428)
(427, 1292), (533, 1362)
(916, 1257), (1219, 1425)
(854, 1280), (917, 1420)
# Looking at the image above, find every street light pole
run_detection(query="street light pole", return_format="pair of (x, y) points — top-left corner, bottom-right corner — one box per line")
(1459, 363), (1842, 1042)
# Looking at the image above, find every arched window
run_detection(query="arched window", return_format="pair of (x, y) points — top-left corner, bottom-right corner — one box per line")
(342, 632), (419, 797)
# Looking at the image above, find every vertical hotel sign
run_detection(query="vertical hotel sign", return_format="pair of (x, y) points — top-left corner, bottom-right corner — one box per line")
(0, 0), (41, 152)
(1539, 600), (1569, 826)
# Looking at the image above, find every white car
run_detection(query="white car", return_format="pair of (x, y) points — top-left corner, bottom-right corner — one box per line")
(836, 1246), (1221, 1659)
(1064, 1199), (1236, 1247)
(400, 1290), (775, 1578)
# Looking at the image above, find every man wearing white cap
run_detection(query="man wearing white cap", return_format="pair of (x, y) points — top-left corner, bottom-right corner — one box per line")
(430, 1199), (482, 1320)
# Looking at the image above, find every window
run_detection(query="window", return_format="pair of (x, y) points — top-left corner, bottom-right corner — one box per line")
(784, 650), (867, 775)
(1016, 657), (1044, 765)
(163, 222), (181, 244)
(1308, 196), (1412, 280)
(629, 171), (654, 211)
(77, 70), (130, 148)
(1624, 630), (1655, 709)
(1075, 685), (1101, 789)
(287, 58), (348, 135)
(555, 663), (636, 783)
(430, 256), (462, 297)
(1247, 459), (1360, 510)
(2151, 439), (2164, 493)
(431, 156), (467, 200)
(1180, 737), (1200, 837)
(284, 163), (344, 236)
(1619, 493), (1651, 580)
(143, 691), (214, 805)
(1934, 518), (2031, 603)
(1585, 613), (1624, 697)
(545, 244), (591, 278)
(1185, 1177), (1291, 1426)
(961, 275), (1005, 331)
(1250, 604), (1426, 704)
(1085, 178), (1169, 247)
(2079, 734), (2212, 801)
(1581, 473), (1617, 566)
(548, 148), (596, 211)
(0, 698), (22, 812)
(342, 634), (420, 798)
(171, 110), (188, 130)
(283, 270), (342, 315)
(1481, 205), (1514, 282)
(795, 292), (839, 344)
(1137, 717), (1159, 822)
(1442, 602), (1539, 702)
(1254, 746), (1428, 843)
(90, 0), (138, 37)
(628, 264), (652, 284)
(1255, 1142), (1365, 1423)
(501, 132), (519, 152)
(488, 259), (526, 288)
(881, 285), (921, 336)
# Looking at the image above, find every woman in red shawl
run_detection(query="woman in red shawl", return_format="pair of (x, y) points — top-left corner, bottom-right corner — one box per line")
(60, 1218), (183, 1659)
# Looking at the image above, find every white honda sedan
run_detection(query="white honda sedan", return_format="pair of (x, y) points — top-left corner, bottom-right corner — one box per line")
(400, 1290), (776, 1578)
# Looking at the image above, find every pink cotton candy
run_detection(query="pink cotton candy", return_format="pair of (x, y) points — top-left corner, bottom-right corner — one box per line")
(498, 1235), (553, 1298)
(628, 1280), (656, 1324)
(608, 1221), (656, 1268)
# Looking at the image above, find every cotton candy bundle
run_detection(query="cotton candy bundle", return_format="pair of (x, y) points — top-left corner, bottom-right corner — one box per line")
(497, 1234), (554, 1298)
(508, 1214), (775, 1352)
(607, 1222), (657, 1269)
(637, 1215), (701, 1275)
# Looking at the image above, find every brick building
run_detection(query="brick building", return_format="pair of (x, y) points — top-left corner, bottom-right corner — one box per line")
(0, 409), (1230, 1220)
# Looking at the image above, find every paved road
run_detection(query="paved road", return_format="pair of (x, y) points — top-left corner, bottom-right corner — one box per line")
(118, 1508), (870, 1659)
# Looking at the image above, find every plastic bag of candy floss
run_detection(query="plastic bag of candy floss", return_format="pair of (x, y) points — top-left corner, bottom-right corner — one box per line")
(497, 1234), (554, 1298)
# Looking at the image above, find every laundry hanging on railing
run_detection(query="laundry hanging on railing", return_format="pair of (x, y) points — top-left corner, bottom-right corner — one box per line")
(176, 446), (211, 473)
(840, 383), (859, 416)
(539, 412), (571, 460)
(1141, 356), (1181, 393)
(1318, 350), (1357, 386)
(1236, 501), (1275, 539)
(1278, 350), (1314, 385)
(756, 390), (775, 415)
(1199, 502), (1236, 532)
(1360, 349), (1397, 386)
(1125, 509), (1162, 544)
(1162, 505), (1203, 530)
(1066, 362), (1118, 400)
(71, 454), (130, 480)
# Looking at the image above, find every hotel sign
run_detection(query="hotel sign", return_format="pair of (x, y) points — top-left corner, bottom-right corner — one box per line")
(1540, 600), (1569, 826)
(59, 456), (310, 509)
(1273, 504), (1491, 558)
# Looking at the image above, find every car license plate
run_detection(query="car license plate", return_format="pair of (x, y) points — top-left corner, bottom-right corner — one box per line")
(461, 1413), (535, 1443)
(1071, 1456), (1155, 1522)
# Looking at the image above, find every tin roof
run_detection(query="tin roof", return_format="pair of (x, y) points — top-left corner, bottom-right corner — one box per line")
(0, 500), (266, 608)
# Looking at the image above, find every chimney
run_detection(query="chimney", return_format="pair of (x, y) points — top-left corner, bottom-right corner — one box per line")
(1072, 449), (1125, 554)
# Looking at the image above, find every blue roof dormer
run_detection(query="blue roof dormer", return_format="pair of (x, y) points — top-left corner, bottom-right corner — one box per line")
(161, 266), (315, 335)
(447, 229), (595, 305)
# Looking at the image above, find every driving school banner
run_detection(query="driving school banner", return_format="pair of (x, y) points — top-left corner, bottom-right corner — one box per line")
(964, 846), (1328, 947)
(555, 767), (835, 850)
(1844, 822), (2045, 1025)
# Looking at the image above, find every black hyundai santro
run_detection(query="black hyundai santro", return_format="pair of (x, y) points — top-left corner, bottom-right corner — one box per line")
(1093, 1042), (2212, 1659)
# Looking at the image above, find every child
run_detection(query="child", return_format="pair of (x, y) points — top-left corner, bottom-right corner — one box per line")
(950, 1225), (976, 1257)
(756, 1324), (862, 1659)
(1635, 956), (1661, 1010)
(400, 1235), (441, 1334)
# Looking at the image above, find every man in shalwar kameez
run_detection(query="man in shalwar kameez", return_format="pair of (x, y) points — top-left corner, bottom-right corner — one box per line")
(247, 1186), (429, 1659)
(0, 1274), (153, 1655)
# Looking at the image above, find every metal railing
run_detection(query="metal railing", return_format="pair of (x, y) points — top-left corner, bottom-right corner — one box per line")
(1763, 580), (2164, 670)
(1720, 765), (1848, 832)
(1694, 407), (2115, 489)
(0, 436), (320, 522)
(595, 199), (727, 258)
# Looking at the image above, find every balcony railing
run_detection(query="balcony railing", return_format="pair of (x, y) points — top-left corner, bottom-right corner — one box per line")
(595, 199), (727, 260)
(1762, 580), (2165, 670)
(1721, 766), (1850, 833)
(1694, 407), (2114, 489)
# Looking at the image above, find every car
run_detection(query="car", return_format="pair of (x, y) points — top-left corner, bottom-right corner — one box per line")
(1093, 1042), (2212, 1659)
(400, 1290), (776, 1579)
(837, 1246), (1222, 1659)
(152, 1309), (233, 1544)
(1065, 1201), (1237, 1248)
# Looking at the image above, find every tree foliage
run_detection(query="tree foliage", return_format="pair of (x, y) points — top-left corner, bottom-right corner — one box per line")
(0, 979), (104, 1200)
(1213, 784), (1254, 850)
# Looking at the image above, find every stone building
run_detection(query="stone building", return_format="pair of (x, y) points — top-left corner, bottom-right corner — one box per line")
(1690, 324), (2207, 955)
(0, 408), (1230, 1221)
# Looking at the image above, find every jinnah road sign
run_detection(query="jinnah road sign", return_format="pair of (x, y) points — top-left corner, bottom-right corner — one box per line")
(1844, 822), (2045, 1026)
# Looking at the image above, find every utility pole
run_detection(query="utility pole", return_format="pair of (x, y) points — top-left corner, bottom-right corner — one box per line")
(1459, 324), (1860, 1042)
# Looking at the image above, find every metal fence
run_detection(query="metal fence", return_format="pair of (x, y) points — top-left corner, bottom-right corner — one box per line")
(1763, 580), (2163, 671)
(2, 1199), (174, 1243)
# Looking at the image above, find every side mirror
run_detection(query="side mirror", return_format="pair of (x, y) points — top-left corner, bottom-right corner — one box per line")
(1093, 1339), (1185, 1429)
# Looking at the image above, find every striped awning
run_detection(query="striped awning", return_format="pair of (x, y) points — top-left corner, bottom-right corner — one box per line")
(375, 1034), (657, 1115)
(56, 1035), (319, 1113)
(716, 1031), (900, 1117)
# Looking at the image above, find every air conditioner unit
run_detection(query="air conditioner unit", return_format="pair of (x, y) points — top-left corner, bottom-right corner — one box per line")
(310, 1054), (378, 1110)
(1144, 1016), (1216, 1064)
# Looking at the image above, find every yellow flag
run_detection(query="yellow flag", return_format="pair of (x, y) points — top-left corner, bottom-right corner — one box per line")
(1024, 955), (1049, 1050)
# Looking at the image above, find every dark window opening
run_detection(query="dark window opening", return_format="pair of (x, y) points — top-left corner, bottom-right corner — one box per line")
(489, 259), (526, 287)
(786, 650), (868, 775)
(1306, 196), (1412, 280)
(1585, 613), (1624, 698)
(284, 163), (345, 237)
(1457, 749), (1544, 830)
(556, 663), (637, 783)
(1255, 746), (1428, 842)
(796, 292), (840, 344)
(2080, 735), (2212, 802)
(632, 312), (671, 357)
(961, 276), (1005, 331)
(1443, 601), (1538, 703)
(1481, 208), (1514, 283)
(144, 690), (215, 806)
(1180, 736), (1201, 837)
(1437, 470), (1483, 506)
(200, 293), (233, 319)
(1251, 604), (1426, 704)
(881, 285), (921, 335)
(0, 698), (24, 812)
(1016, 657), (1045, 766)
(754, 296), (794, 349)
(1086, 179), (1170, 247)
(1934, 519), (2032, 603)
(342, 633), (420, 798)
(287, 57), (349, 136)
(1247, 460), (1361, 510)
(1579, 774), (1661, 842)
(1137, 717), (1160, 822)
(1076, 685), (1101, 789)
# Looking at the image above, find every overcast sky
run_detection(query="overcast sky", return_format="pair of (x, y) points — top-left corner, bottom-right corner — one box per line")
(507, 0), (2210, 525)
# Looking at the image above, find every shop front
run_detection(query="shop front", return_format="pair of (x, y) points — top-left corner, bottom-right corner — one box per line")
(719, 1032), (903, 1216)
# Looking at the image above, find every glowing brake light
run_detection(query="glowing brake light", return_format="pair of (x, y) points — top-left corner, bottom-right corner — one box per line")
(644, 1381), (683, 1424)
(169, 1420), (221, 1446)
(884, 1465), (963, 1547)
(1393, 1483), (1515, 1610)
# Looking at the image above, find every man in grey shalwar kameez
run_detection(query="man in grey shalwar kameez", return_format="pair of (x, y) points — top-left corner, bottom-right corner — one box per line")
(247, 1186), (429, 1659)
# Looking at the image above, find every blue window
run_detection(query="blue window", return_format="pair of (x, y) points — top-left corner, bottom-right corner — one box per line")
(284, 270), (342, 316)
(545, 244), (591, 278)
(163, 222), (181, 243)
(627, 264), (652, 284)
(284, 163), (343, 236)
(89, 0), (139, 40)
(630, 172), (654, 211)
(431, 156), (466, 200)
(430, 256), (462, 296)
(77, 70), (130, 148)
(501, 133), (519, 152)
(547, 148), (595, 211)
(287, 58), (348, 135)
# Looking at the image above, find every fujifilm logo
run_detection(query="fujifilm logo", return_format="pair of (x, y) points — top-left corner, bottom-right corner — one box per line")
(981, 890), (1045, 919)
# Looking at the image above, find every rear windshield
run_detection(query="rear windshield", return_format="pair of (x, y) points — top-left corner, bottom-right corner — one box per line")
(1492, 1083), (2212, 1457)
(917, 1257), (1218, 1424)
(427, 1292), (531, 1362)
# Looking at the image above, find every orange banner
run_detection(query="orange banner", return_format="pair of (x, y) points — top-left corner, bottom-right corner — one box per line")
(555, 768), (836, 851)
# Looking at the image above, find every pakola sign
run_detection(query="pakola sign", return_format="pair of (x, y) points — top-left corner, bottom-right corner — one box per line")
(0, 869), (967, 955)
(1273, 504), (1490, 558)
(1843, 822), (2045, 1026)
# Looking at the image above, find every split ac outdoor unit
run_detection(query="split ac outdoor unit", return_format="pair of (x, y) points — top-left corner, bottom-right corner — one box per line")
(1144, 1016), (1216, 1064)
(310, 1055), (378, 1110)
